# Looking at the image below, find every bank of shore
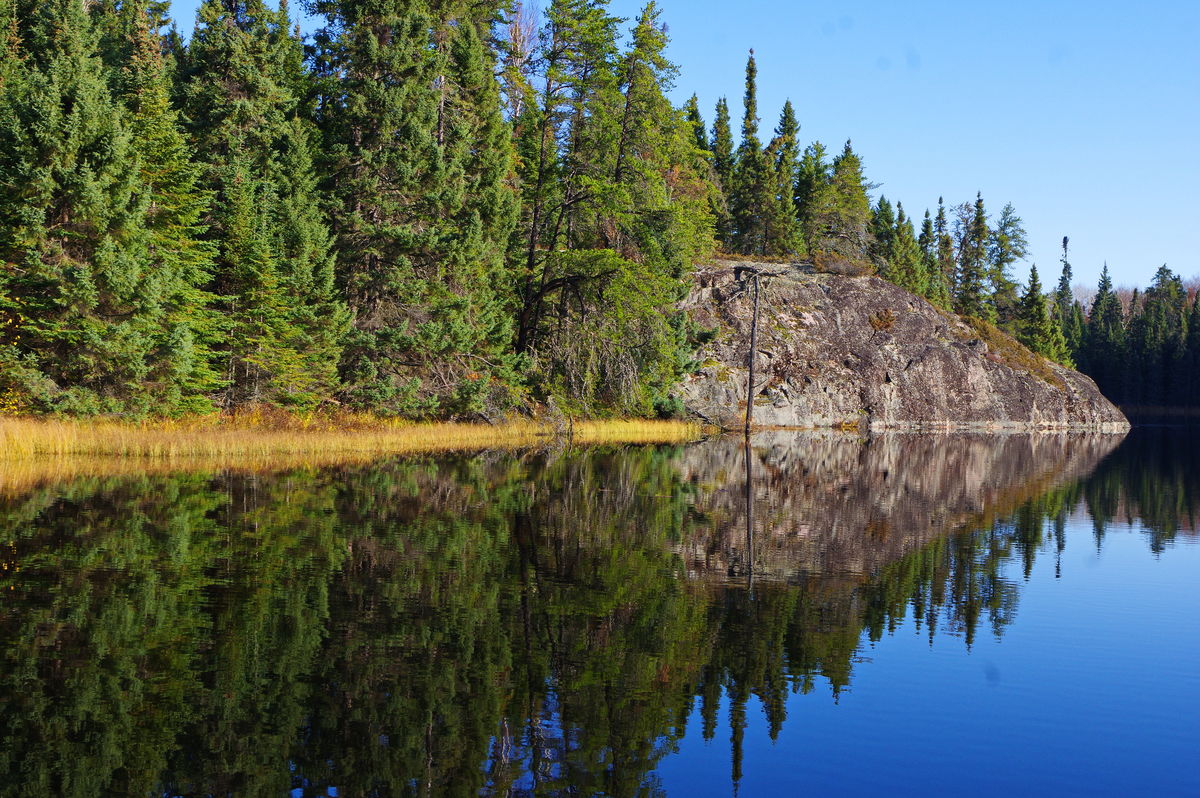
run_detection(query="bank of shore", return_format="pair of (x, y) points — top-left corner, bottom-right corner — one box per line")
(0, 415), (704, 461)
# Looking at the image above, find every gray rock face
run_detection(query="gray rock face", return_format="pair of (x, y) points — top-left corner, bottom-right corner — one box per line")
(677, 259), (1130, 432)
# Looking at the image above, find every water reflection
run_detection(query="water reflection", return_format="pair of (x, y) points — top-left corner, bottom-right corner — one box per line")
(0, 428), (1195, 797)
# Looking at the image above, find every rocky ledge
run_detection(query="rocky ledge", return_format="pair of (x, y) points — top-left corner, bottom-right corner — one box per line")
(676, 259), (1130, 432)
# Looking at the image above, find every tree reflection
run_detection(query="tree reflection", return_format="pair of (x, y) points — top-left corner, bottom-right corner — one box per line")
(0, 428), (1190, 796)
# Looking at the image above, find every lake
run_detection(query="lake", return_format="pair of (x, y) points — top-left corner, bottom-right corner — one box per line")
(1, 428), (1196, 797)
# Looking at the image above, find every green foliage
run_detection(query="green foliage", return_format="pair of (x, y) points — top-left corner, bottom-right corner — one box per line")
(179, 0), (349, 410)
(0, 0), (210, 416)
(1016, 263), (1072, 366)
(987, 202), (1027, 329)
(954, 193), (994, 322)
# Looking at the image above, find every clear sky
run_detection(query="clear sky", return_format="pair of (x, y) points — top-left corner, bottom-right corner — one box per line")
(166, 0), (1198, 290)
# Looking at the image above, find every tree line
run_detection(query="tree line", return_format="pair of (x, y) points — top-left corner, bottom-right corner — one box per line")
(1, 0), (1191, 419)
(0, 0), (715, 418)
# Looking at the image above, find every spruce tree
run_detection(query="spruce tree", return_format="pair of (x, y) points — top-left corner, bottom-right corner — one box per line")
(955, 193), (993, 321)
(182, 0), (349, 409)
(806, 140), (872, 270)
(1086, 264), (1126, 401)
(312, 0), (516, 415)
(1053, 236), (1083, 359)
(710, 96), (734, 246)
(987, 202), (1027, 329)
(116, 3), (223, 412)
(919, 209), (951, 308)
(763, 100), (801, 256)
(729, 50), (770, 255)
(685, 94), (708, 152)
(1017, 263), (1071, 365)
(934, 197), (956, 297)
(870, 196), (896, 272)
(795, 141), (829, 255)
(888, 204), (928, 297)
(0, 0), (188, 414)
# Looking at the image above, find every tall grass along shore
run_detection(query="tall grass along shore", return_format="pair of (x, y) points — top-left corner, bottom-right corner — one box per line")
(0, 414), (704, 461)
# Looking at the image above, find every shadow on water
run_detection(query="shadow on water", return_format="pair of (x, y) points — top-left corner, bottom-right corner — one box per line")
(0, 427), (1195, 796)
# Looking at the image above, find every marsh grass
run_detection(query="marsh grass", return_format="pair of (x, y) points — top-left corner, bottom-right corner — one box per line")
(0, 414), (704, 460)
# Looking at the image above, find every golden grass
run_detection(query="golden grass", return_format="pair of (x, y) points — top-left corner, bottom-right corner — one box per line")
(0, 415), (707, 497)
(0, 415), (704, 461)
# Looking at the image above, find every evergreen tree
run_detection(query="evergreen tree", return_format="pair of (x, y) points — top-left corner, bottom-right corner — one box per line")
(311, 0), (516, 415)
(116, 3), (223, 411)
(934, 197), (956, 297)
(684, 94), (708, 152)
(710, 96), (734, 246)
(1053, 237), (1083, 359)
(1085, 264), (1126, 401)
(182, 0), (349, 409)
(987, 202), (1027, 329)
(729, 50), (770, 255)
(763, 100), (801, 256)
(0, 0), (198, 414)
(870, 196), (896, 272)
(806, 140), (872, 271)
(512, 0), (712, 414)
(955, 193), (993, 321)
(888, 204), (928, 297)
(1127, 265), (1188, 407)
(919, 209), (951, 308)
(795, 140), (829, 256)
(1017, 263), (1071, 365)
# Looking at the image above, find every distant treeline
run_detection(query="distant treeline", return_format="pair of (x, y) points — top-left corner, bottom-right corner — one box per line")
(0, 0), (1192, 419)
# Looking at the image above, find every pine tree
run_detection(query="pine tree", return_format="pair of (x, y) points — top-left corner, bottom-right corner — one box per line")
(987, 202), (1027, 329)
(1017, 263), (1071, 365)
(0, 0), (186, 414)
(512, 0), (711, 414)
(730, 50), (770, 255)
(763, 100), (801, 256)
(955, 193), (993, 321)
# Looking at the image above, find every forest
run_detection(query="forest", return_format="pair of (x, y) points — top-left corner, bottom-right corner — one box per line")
(1, 0), (1195, 420)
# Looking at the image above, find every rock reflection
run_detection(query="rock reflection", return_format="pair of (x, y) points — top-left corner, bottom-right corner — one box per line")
(1, 428), (1178, 798)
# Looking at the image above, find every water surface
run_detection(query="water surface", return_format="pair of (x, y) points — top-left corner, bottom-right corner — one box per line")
(0, 429), (1196, 797)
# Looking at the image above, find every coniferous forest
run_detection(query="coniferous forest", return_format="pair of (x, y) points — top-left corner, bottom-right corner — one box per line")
(0, 0), (1195, 420)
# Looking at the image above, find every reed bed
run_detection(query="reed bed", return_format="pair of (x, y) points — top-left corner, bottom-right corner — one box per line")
(0, 415), (704, 461)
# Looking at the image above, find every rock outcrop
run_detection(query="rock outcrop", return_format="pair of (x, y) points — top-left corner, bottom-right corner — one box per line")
(677, 259), (1130, 431)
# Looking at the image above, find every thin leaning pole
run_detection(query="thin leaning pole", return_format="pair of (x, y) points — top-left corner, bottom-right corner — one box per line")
(744, 271), (761, 436)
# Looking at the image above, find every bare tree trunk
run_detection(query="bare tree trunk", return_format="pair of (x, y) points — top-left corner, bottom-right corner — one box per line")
(745, 273), (760, 434)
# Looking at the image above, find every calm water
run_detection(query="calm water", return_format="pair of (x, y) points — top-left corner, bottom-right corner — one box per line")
(0, 429), (1197, 797)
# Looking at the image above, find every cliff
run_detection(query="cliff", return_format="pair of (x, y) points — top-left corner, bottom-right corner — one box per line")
(677, 259), (1130, 432)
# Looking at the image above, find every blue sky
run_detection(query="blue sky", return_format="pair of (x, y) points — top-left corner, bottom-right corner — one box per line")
(167, 0), (1198, 290)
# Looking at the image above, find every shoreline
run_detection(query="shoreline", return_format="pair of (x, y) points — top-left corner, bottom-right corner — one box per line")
(0, 416), (705, 460)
